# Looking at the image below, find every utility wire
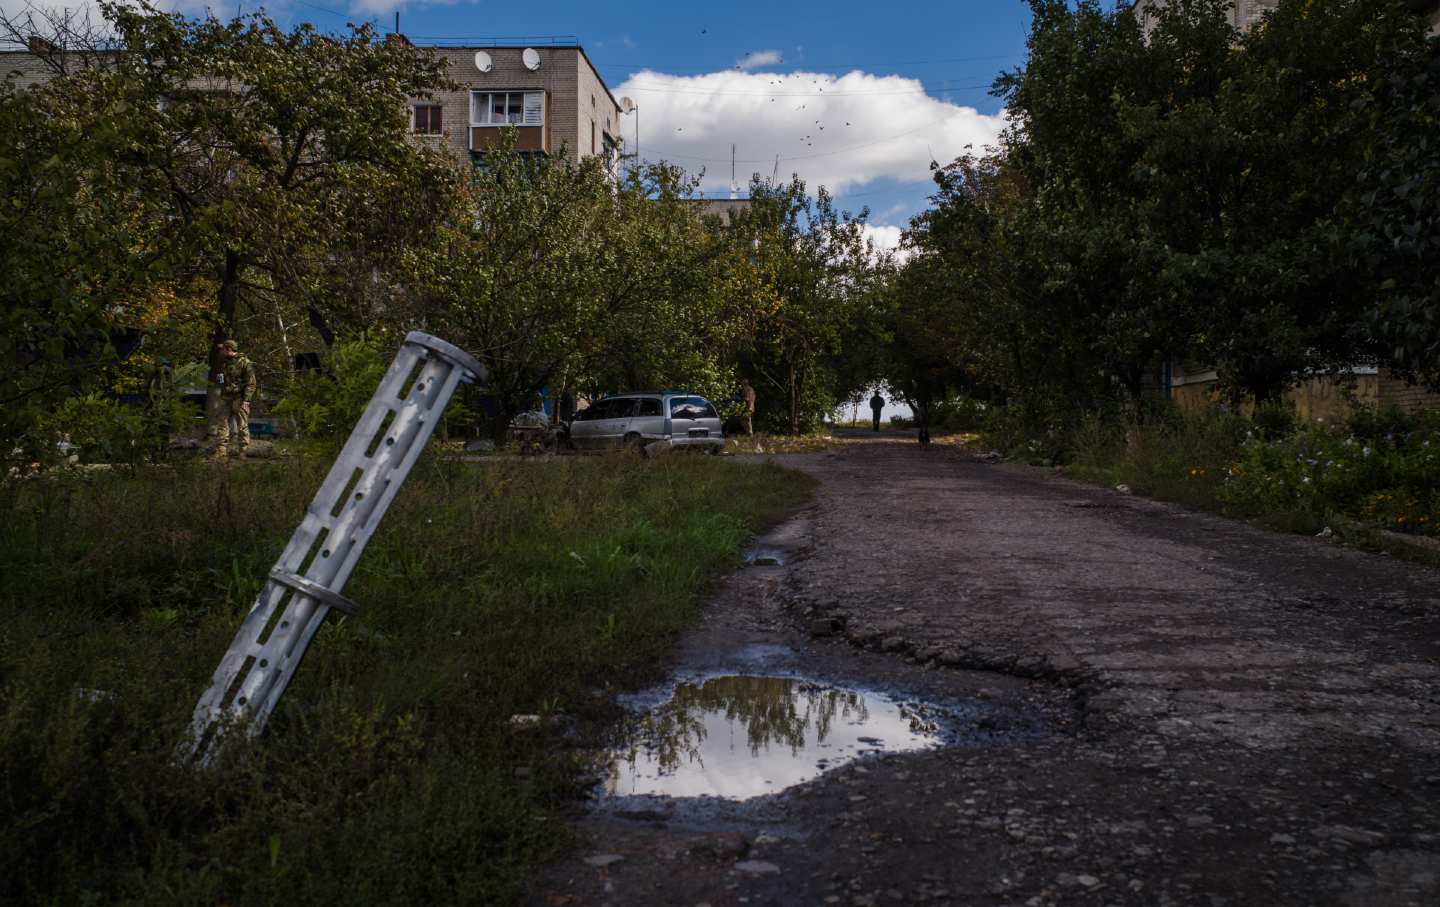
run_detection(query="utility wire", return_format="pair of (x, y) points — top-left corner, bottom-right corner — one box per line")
(642, 113), (974, 164)
(620, 80), (995, 98)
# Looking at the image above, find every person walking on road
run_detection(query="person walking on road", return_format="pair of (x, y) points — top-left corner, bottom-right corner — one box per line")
(869, 391), (885, 432)
(741, 378), (757, 435)
(210, 340), (256, 461)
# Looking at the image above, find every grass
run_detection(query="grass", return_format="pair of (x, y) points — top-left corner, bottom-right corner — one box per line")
(1063, 409), (1440, 545)
(724, 430), (835, 454)
(0, 453), (814, 904)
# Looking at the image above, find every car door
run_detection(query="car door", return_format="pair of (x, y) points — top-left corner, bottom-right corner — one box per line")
(569, 399), (610, 450)
(634, 397), (664, 439)
(598, 398), (637, 449)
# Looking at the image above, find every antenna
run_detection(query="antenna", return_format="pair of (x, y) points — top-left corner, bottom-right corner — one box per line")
(730, 143), (737, 199)
(772, 155), (780, 183)
(522, 47), (542, 71)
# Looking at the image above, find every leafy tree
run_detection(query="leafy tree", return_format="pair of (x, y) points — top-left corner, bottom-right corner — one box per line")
(0, 64), (161, 460)
(411, 149), (754, 442)
(1347, 42), (1440, 389)
(730, 176), (879, 433)
(6, 3), (457, 428)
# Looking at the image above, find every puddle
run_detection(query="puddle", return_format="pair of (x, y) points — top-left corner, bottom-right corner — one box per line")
(743, 546), (786, 567)
(603, 675), (942, 801)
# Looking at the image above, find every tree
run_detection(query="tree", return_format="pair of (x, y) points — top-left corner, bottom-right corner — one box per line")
(19, 3), (457, 415)
(1347, 43), (1440, 389)
(730, 176), (879, 433)
(410, 148), (754, 442)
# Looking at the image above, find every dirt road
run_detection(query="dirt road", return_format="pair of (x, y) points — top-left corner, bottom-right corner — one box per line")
(536, 436), (1440, 906)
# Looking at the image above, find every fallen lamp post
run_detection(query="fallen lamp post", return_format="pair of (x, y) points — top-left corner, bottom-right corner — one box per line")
(181, 331), (487, 766)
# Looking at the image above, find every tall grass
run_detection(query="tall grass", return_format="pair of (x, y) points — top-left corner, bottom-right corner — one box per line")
(1066, 407), (1440, 539)
(0, 454), (813, 904)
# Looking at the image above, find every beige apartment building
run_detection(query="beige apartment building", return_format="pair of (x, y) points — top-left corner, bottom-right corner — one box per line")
(407, 41), (622, 172)
(2, 36), (624, 171)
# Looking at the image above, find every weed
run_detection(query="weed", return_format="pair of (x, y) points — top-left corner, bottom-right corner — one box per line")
(0, 453), (813, 904)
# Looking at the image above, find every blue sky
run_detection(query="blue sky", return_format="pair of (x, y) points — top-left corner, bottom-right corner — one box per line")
(280, 0), (1036, 245)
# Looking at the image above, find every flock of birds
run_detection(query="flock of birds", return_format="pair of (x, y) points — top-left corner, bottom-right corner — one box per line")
(668, 62), (858, 149)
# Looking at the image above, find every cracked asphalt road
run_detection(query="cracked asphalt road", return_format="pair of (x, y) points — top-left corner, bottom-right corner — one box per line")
(536, 436), (1440, 907)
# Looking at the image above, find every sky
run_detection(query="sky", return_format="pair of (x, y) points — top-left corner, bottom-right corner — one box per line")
(4, 0), (1036, 252)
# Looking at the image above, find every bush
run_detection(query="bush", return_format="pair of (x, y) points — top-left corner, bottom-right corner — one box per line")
(1218, 419), (1440, 536)
(30, 394), (195, 467)
(272, 337), (390, 442)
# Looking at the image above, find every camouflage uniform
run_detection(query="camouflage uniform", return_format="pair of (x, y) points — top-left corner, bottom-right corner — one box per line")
(211, 341), (257, 459)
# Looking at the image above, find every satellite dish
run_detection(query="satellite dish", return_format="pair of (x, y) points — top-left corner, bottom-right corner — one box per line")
(522, 47), (541, 71)
(620, 96), (635, 113)
(473, 51), (493, 73)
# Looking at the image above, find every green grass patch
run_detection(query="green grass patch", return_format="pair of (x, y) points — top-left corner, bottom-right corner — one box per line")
(0, 454), (814, 904)
(1064, 409), (1440, 542)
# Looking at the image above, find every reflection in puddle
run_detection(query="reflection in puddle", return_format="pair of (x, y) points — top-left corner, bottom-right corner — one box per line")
(743, 547), (786, 567)
(604, 676), (941, 801)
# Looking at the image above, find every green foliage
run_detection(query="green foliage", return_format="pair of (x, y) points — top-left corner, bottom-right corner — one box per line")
(1068, 408), (1440, 537)
(0, 454), (815, 903)
(1346, 50), (1440, 389)
(273, 337), (391, 441)
(36, 396), (147, 465)
(889, 0), (1438, 430)
(732, 175), (884, 433)
(412, 150), (754, 441)
(1, 3), (456, 456)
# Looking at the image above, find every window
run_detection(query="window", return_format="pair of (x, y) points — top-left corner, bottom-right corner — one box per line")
(412, 104), (442, 135)
(670, 396), (716, 419)
(591, 122), (596, 154)
(637, 398), (662, 416)
(470, 91), (544, 126)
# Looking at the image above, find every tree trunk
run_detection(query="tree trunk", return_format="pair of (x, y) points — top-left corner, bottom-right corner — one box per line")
(205, 251), (241, 436)
(788, 361), (799, 435)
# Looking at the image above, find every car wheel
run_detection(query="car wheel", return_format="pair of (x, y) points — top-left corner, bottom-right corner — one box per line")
(623, 433), (646, 456)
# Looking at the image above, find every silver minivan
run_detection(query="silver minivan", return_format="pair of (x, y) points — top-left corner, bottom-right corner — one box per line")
(567, 392), (724, 454)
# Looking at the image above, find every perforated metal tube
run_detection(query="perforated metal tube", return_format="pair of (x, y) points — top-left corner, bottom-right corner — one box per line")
(183, 332), (486, 765)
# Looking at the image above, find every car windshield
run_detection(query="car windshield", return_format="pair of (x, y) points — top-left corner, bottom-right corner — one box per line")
(670, 396), (717, 419)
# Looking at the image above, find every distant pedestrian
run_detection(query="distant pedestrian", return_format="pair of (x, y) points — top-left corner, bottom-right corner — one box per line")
(869, 391), (885, 432)
(209, 340), (256, 461)
(741, 377), (757, 435)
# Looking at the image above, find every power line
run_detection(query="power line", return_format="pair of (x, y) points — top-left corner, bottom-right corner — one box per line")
(585, 51), (1025, 73)
(292, 1), (392, 32)
(641, 113), (975, 164)
(620, 80), (995, 98)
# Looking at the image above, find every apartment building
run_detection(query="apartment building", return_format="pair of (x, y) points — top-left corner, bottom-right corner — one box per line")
(407, 41), (622, 172)
(2, 35), (624, 171)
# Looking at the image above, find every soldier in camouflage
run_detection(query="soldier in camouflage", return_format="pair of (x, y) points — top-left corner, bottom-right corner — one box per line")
(210, 339), (257, 460)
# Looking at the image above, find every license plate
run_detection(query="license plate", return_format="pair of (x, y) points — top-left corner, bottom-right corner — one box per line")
(688, 428), (709, 438)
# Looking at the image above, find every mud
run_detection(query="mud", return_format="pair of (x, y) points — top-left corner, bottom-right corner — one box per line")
(533, 435), (1440, 907)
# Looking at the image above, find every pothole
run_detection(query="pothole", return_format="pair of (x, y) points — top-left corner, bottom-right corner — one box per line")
(602, 675), (945, 801)
(742, 546), (786, 567)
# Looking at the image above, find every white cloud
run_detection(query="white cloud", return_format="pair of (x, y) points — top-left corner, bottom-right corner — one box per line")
(616, 68), (1006, 199)
(735, 49), (782, 71)
(861, 223), (912, 264)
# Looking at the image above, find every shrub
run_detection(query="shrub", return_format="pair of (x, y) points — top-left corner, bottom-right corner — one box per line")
(272, 337), (390, 442)
(30, 394), (194, 466)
